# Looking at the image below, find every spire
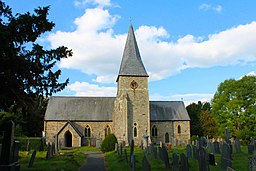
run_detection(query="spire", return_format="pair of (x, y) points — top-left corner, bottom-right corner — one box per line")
(117, 24), (148, 82)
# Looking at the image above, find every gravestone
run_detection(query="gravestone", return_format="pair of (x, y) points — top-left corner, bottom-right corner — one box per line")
(124, 149), (128, 164)
(13, 141), (20, 163)
(180, 153), (189, 171)
(192, 145), (199, 160)
(172, 153), (179, 171)
(158, 147), (164, 161)
(162, 146), (170, 168)
(234, 139), (241, 153)
(96, 138), (101, 148)
(249, 145), (255, 155)
(143, 129), (149, 153)
(39, 138), (45, 151)
(209, 153), (217, 166)
(28, 150), (36, 167)
(26, 140), (31, 154)
(131, 154), (136, 171)
(119, 144), (123, 156)
(46, 143), (51, 160)
(186, 144), (192, 158)
(248, 156), (256, 171)
(198, 145), (209, 171)
(130, 139), (134, 162)
(214, 141), (221, 154)
(0, 120), (20, 170)
(51, 142), (55, 156)
(159, 141), (163, 148)
(142, 155), (151, 171)
(209, 142), (215, 154)
(152, 146), (157, 159)
(221, 142), (232, 171)
(115, 143), (118, 152)
(224, 127), (230, 143)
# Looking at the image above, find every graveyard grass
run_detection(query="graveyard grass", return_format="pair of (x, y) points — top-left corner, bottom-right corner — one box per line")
(19, 148), (87, 171)
(105, 146), (251, 171)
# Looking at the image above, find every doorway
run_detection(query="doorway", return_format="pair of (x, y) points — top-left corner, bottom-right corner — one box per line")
(64, 130), (72, 147)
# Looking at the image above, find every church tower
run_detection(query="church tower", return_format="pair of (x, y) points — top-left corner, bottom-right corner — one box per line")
(113, 25), (150, 145)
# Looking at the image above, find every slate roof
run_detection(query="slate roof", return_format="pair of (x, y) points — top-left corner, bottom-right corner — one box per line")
(44, 96), (115, 121)
(45, 97), (190, 121)
(117, 24), (148, 81)
(150, 101), (190, 121)
(57, 120), (84, 137)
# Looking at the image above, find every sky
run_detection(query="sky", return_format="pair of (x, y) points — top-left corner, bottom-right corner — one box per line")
(5, 0), (256, 106)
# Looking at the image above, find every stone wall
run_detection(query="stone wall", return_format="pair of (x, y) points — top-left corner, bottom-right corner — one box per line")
(115, 76), (150, 145)
(173, 121), (190, 145)
(150, 121), (174, 144)
(44, 121), (113, 147)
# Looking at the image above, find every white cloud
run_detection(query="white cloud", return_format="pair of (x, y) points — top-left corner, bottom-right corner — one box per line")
(47, 6), (256, 84)
(199, 3), (222, 12)
(239, 71), (256, 79)
(74, 0), (111, 8)
(68, 81), (116, 96)
(150, 93), (214, 106)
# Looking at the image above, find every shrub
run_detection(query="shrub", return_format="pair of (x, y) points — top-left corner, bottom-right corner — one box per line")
(101, 134), (117, 153)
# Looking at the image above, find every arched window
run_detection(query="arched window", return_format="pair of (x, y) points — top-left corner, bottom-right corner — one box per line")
(133, 123), (137, 137)
(105, 125), (111, 137)
(165, 132), (169, 143)
(178, 125), (181, 134)
(151, 125), (158, 137)
(85, 125), (91, 137)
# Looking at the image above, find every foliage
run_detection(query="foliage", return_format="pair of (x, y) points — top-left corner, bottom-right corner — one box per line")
(0, 137), (43, 151)
(0, 1), (72, 136)
(186, 101), (212, 137)
(212, 76), (256, 140)
(199, 110), (217, 138)
(101, 133), (117, 153)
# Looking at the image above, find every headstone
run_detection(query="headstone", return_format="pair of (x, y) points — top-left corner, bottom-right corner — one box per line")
(124, 149), (128, 164)
(28, 150), (36, 167)
(143, 129), (149, 153)
(158, 147), (164, 161)
(248, 156), (256, 171)
(209, 142), (215, 154)
(13, 141), (20, 163)
(224, 127), (230, 143)
(180, 153), (189, 171)
(186, 144), (192, 158)
(142, 155), (151, 171)
(0, 120), (20, 170)
(198, 146), (209, 171)
(131, 154), (136, 171)
(51, 142), (55, 156)
(119, 144), (123, 156)
(172, 153), (179, 171)
(96, 138), (101, 148)
(234, 139), (241, 153)
(214, 141), (221, 154)
(159, 141), (163, 148)
(221, 142), (232, 171)
(26, 140), (31, 153)
(39, 138), (44, 151)
(209, 153), (217, 166)
(46, 143), (51, 159)
(115, 143), (118, 152)
(162, 147), (170, 168)
(152, 146), (157, 159)
(249, 145), (255, 155)
(192, 145), (199, 160)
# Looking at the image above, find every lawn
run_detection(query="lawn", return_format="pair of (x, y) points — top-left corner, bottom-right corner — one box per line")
(104, 145), (251, 171)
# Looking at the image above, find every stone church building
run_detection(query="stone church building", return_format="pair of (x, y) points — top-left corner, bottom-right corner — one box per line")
(44, 25), (190, 148)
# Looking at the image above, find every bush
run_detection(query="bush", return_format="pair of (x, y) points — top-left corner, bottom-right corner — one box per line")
(101, 134), (117, 153)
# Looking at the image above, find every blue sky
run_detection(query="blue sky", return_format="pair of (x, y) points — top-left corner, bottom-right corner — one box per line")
(6, 0), (256, 106)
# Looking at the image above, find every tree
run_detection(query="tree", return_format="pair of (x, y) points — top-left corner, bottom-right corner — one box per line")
(0, 1), (72, 135)
(199, 110), (217, 138)
(186, 101), (211, 137)
(212, 76), (256, 140)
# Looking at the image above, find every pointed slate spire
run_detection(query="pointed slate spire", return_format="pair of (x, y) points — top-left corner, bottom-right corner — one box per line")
(117, 24), (148, 81)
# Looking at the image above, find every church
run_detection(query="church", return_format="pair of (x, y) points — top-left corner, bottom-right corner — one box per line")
(44, 25), (190, 148)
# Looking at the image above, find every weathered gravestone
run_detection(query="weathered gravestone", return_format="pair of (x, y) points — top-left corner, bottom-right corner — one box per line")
(142, 155), (151, 171)
(28, 150), (36, 167)
(124, 149), (128, 164)
(26, 140), (31, 154)
(162, 146), (170, 168)
(234, 139), (241, 153)
(158, 147), (164, 161)
(221, 142), (232, 171)
(172, 153), (179, 171)
(186, 144), (192, 158)
(131, 154), (136, 171)
(198, 137), (209, 171)
(119, 144), (123, 156)
(214, 141), (221, 154)
(209, 153), (217, 166)
(115, 143), (118, 153)
(13, 141), (19, 163)
(192, 145), (199, 160)
(0, 120), (20, 170)
(180, 153), (189, 171)
(248, 156), (256, 171)
(208, 142), (215, 154)
(151, 146), (157, 159)
(96, 138), (101, 148)
(45, 143), (51, 160)
(51, 142), (55, 156)
(249, 145), (255, 155)
(143, 130), (149, 153)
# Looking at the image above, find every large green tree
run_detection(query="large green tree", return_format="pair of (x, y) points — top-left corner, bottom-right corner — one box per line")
(212, 76), (256, 140)
(186, 101), (212, 137)
(0, 1), (72, 135)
